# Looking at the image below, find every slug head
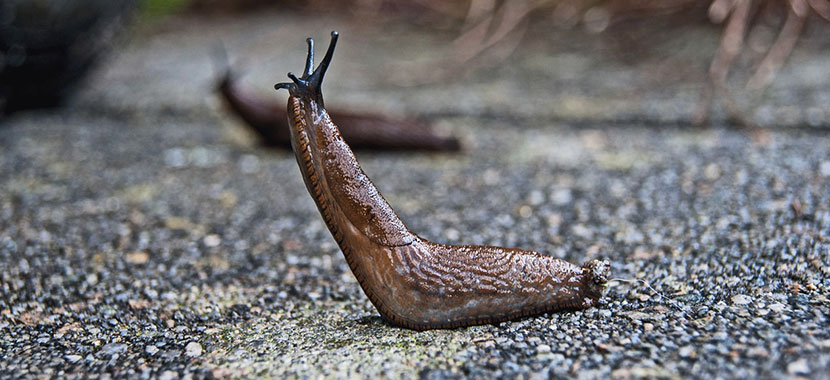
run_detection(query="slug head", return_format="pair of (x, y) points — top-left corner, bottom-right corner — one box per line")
(274, 31), (339, 107)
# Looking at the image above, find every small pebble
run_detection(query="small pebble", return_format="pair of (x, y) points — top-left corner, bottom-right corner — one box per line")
(747, 347), (769, 358)
(819, 161), (830, 177)
(126, 251), (149, 264)
(64, 355), (82, 363)
(767, 303), (786, 312)
(787, 359), (809, 375)
(99, 343), (127, 356)
(159, 370), (178, 380)
(203, 235), (221, 248)
(678, 346), (696, 359)
(185, 342), (203, 357)
(731, 294), (752, 306)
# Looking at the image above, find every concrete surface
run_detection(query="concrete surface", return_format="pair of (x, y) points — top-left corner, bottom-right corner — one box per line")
(1, 9), (829, 380)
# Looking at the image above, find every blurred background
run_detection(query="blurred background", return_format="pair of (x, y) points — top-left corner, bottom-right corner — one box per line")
(2, 0), (829, 126)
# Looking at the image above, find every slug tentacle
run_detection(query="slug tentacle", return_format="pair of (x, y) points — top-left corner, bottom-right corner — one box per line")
(303, 38), (314, 78)
(274, 31), (608, 330)
(276, 31), (338, 107)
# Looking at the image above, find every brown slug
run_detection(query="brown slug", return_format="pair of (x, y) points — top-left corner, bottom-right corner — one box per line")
(218, 63), (460, 151)
(274, 31), (609, 330)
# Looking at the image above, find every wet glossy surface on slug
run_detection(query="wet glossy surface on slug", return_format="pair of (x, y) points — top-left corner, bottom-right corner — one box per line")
(276, 32), (609, 330)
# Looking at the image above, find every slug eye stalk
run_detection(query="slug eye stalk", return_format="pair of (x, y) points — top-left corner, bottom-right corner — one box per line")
(274, 31), (608, 330)
(303, 38), (314, 78)
(275, 31), (339, 107)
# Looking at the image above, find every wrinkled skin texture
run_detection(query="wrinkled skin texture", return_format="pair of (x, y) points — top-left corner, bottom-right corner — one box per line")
(278, 32), (609, 330)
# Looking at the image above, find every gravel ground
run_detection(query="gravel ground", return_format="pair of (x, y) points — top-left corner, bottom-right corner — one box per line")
(2, 10), (830, 380)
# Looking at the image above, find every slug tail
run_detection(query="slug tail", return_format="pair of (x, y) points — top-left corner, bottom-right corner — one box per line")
(581, 259), (610, 304)
(584, 259), (609, 286)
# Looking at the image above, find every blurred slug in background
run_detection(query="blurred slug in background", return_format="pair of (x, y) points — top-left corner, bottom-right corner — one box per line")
(274, 31), (608, 330)
(216, 55), (461, 152)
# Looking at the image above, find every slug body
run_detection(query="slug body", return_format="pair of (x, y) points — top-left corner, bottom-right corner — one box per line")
(275, 32), (608, 330)
(219, 67), (460, 151)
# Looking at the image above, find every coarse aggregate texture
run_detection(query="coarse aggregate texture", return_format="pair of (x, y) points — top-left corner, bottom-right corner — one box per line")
(2, 9), (830, 380)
